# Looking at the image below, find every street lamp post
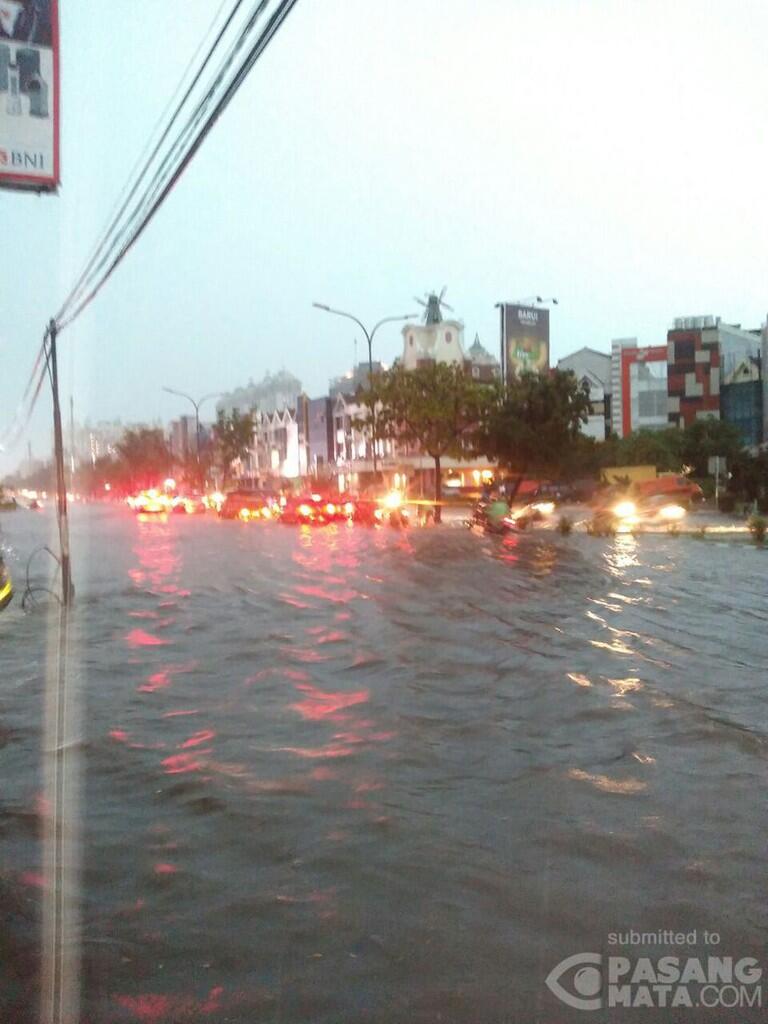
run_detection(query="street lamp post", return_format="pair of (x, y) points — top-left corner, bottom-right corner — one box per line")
(162, 387), (220, 482)
(312, 303), (417, 474)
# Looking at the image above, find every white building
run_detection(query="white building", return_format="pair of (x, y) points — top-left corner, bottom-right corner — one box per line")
(217, 370), (303, 418)
(401, 319), (467, 369)
(557, 347), (612, 441)
(248, 405), (308, 481)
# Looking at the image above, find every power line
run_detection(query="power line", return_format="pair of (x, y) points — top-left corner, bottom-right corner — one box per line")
(56, 0), (286, 331)
(55, 0), (251, 324)
(3, 0), (299, 457)
(59, 0), (290, 330)
(0, 337), (49, 454)
(56, 0), (296, 329)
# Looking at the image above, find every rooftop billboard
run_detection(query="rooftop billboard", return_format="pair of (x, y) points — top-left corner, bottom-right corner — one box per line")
(503, 304), (550, 378)
(0, 0), (59, 191)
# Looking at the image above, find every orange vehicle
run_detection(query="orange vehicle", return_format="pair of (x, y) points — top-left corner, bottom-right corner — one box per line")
(632, 475), (703, 506)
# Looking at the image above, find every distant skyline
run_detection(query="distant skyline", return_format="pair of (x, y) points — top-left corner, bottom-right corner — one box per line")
(2, 0), (767, 473)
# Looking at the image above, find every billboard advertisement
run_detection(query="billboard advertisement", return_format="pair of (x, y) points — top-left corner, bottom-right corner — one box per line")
(0, 0), (59, 191)
(503, 304), (550, 377)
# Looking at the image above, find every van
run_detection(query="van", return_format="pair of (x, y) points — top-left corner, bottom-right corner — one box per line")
(632, 476), (703, 506)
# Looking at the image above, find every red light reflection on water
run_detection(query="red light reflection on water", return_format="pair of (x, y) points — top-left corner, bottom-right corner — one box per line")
(180, 729), (216, 749)
(279, 645), (332, 663)
(114, 987), (223, 1023)
(153, 862), (178, 876)
(497, 533), (520, 564)
(125, 629), (169, 648)
(161, 753), (206, 774)
(138, 661), (198, 694)
(289, 683), (369, 722)
(293, 584), (358, 604)
(139, 670), (171, 693)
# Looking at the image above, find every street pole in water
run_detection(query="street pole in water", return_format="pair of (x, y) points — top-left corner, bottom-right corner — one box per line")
(48, 319), (73, 606)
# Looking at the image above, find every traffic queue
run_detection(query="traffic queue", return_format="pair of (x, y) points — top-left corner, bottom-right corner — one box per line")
(128, 484), (410, 527)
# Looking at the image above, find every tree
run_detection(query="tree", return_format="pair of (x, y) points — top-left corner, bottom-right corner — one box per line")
(475, 370), (591, 495)
(674, 417), (744, 477)
(366, 362), (485, 522)
(75, 453), (125, 496)
(730, 449), (768, 506)
(610, 428), (680, 472)
(116, 427), (171, 490)
(212, 408), (254, 486)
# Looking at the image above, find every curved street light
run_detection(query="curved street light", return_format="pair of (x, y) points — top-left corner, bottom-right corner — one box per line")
(312, 303), (418, 473)
(161, 386), (221, 466)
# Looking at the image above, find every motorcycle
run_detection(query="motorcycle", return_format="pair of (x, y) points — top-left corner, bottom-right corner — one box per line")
(467, 499), (519, 534)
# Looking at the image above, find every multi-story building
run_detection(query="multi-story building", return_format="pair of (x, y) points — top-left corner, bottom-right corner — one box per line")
(611, 338), (669, 437)
(557, 347), (612, 440)
(71, 419), (131, 465)
(168, 415), (196, 462)
(329, 361), (384, 398)
(666, 316), (762, 430)
(609, 316), (766, 445)
(306, 396), (334, 476)
(248, 403), (309, 482)
(217, 370), (303, 418)
(720, 356), (763, 448)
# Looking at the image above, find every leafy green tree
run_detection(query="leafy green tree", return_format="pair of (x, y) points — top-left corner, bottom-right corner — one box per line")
(610, 428), (680, 472)
(75, 454), (125, 496)
(674, 418), (744, 476)
(367, 363), (485, 522)
(212, 408), (254, 487)
(475, 370), (591, 495)
(116, 427), (171, 490)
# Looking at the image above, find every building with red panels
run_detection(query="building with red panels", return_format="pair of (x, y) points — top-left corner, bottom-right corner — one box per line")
(610, 338), (669, 437)
(667, 316), (762, 429)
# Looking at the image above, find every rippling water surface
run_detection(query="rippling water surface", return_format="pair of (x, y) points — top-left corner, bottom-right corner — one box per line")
(1, 506), (766, 1022)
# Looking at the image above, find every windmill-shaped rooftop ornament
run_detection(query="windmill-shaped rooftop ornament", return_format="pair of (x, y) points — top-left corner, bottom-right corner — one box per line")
(414, 287), (453, 324)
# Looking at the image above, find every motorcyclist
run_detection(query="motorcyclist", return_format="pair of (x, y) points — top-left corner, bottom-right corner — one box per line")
(484, 491), (511, 533)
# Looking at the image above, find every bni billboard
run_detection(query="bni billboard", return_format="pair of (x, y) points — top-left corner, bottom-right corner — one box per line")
(0, 0), (59, 191)
(503, 303), (550, 378)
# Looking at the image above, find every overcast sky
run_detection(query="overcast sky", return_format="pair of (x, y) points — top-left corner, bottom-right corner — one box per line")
(2, 0), (767, 473)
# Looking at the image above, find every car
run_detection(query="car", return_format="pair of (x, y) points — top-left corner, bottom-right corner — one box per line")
(219, 490), (279, 520)
(632, 476), (703, 507)
(279, 495), (324, 524)
(352, 490), (410, 527)
(171, 492), (207, 514)
(128, 489), (172, 514)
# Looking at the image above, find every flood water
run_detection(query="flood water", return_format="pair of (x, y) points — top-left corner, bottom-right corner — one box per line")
(1, 506), (766, 1023)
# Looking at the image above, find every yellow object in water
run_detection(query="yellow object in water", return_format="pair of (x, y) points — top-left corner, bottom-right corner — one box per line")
(0, 568), (13, 611)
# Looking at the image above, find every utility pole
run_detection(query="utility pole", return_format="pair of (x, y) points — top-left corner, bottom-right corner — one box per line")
(69, 394), (75, 481)
(48, 319), (73, 606)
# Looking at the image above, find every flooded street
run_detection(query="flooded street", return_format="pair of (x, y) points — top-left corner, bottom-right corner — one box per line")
(1, 507), (766, 1023)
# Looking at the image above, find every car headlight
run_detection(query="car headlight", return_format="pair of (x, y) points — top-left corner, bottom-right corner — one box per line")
(660, 504), (686, 521)
(613, 500), (636, 519)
